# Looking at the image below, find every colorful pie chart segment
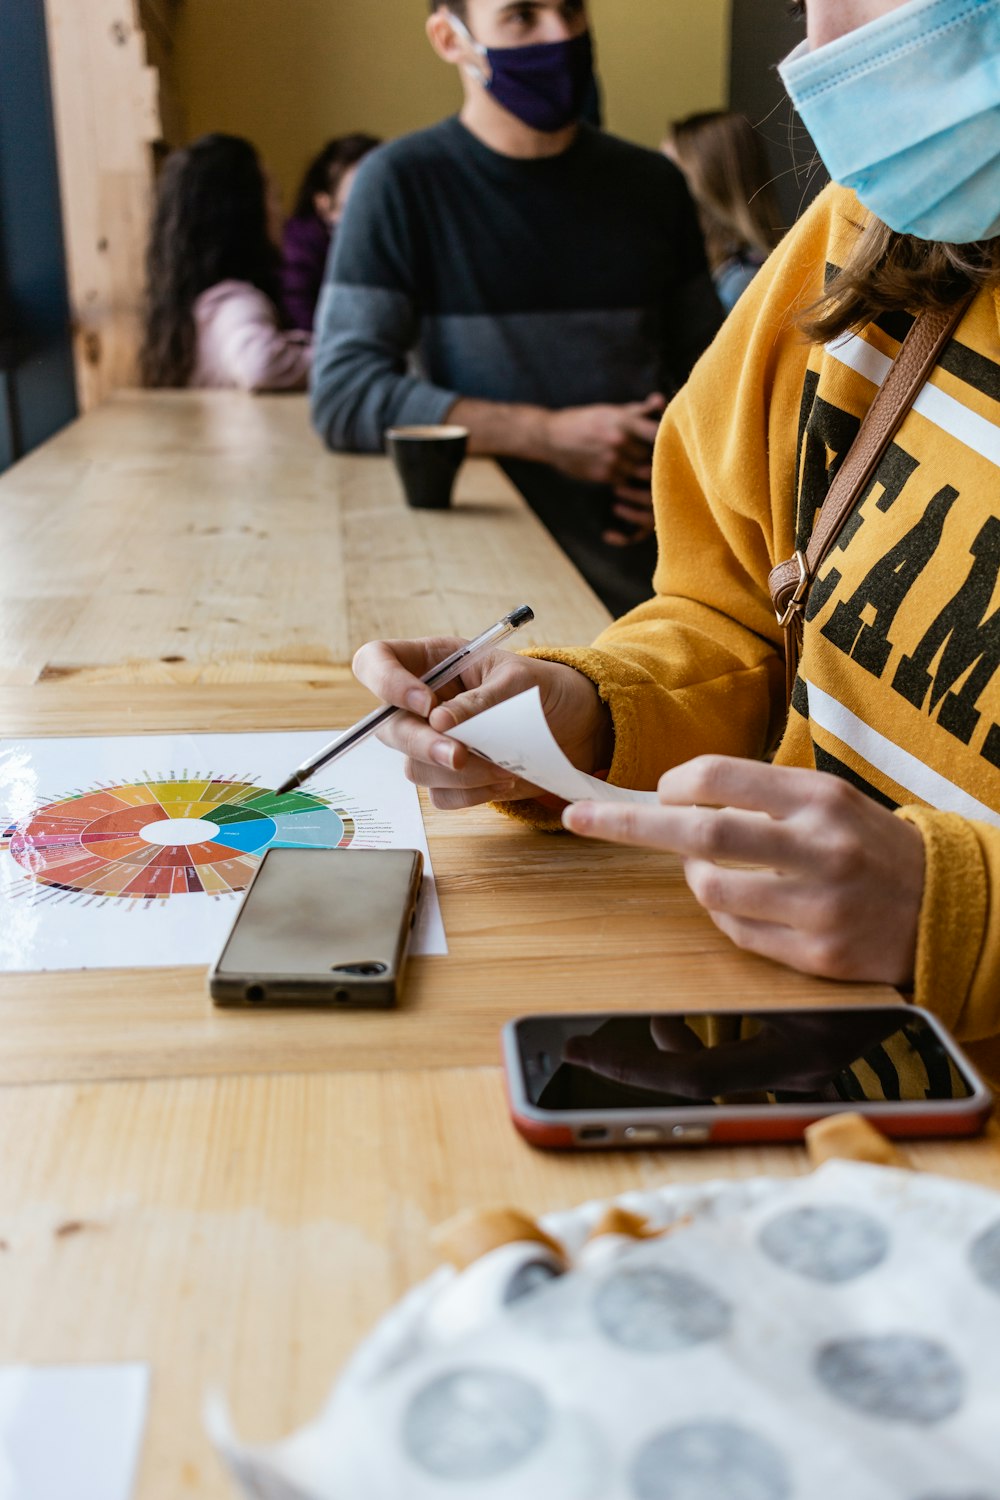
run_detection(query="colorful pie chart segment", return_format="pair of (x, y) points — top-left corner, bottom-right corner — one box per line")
(2, 777), (356, 900)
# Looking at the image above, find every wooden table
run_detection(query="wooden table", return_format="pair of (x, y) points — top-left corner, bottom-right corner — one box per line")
(1, 392), (997, 1498)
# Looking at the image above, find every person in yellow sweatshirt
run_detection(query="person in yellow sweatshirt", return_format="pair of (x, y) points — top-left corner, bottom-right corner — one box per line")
(353, 0), (1000, 1084)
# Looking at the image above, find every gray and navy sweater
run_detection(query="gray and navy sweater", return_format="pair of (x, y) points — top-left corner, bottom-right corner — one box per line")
(311, 118), (722, 615)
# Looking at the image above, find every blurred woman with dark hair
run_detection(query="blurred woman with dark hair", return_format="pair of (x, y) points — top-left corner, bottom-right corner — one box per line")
(663, 110), (784, 311)
(280, 133), (382, 332)
(140, 133), (311, 392)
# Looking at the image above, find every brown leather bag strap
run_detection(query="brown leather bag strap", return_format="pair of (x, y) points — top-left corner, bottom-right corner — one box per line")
(768, 294), (974, 708)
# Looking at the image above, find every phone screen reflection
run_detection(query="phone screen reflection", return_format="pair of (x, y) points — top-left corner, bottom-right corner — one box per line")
(520, 1011), (974, 1111)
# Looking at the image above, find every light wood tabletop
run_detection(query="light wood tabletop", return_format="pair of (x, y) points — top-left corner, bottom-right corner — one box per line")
(1, 392), (997, 1498)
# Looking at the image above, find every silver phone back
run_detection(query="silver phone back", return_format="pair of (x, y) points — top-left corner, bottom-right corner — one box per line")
(209, 847), (423, 1007)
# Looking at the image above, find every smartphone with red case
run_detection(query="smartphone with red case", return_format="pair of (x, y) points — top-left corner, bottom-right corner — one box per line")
(502, 1006), (993, 1150)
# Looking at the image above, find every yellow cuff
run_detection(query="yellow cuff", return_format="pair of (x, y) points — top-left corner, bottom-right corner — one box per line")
(490, 645), (649, 831)
(895, 806), (987, 1035)
(519, 645), (648, 792)
(485, 645), (659, 834)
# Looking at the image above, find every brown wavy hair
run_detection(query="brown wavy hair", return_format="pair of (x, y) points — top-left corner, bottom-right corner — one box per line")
(291, 133), (381, 221)
(802, 214), (1000, 343)
(666, 111), (784, 272)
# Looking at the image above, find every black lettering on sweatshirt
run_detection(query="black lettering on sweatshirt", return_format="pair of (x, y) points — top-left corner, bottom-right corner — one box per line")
(794, 384), (862, 552)
(806, 443), (921, 623)
(819, 485), (958, 677)
(894, 514), (1000, 748)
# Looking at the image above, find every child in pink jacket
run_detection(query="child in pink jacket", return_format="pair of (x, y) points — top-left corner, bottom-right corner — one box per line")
(141, 133), (311, 393)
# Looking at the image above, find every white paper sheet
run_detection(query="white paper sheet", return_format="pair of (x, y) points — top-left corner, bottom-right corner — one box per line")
(0, 1363), (149, 1500)
(0, 731), (445, 972)
(445, 688), (657, 806)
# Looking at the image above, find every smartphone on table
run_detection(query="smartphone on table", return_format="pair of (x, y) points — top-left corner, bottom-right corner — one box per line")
(502, 1007), (993, 1149)
(208, 847), (423, 1008)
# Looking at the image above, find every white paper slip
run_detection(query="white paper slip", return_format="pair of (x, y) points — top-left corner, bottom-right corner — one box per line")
(0, 1362), (149, 1500)
(446, 688), (658, 806)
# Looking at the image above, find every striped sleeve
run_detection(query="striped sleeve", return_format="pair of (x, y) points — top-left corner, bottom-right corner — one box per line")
(310, 151), (458, 452)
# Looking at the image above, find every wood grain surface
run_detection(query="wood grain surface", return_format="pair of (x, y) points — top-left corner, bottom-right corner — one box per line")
(1, 1070), (996, 1497)
(0, 392), (608, 687)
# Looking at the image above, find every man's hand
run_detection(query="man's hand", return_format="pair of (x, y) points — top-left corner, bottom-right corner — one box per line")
(562, 757), (926, 987)
(447, 391), (666, 547)
(352, 637), (614, 809)
(544, 393), (665, 545)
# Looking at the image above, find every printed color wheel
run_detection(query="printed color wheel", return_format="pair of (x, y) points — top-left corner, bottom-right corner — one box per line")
(4, 778), (355, 899)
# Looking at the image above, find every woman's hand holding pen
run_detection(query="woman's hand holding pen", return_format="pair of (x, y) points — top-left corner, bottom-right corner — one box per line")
(352, 639), (613, 809)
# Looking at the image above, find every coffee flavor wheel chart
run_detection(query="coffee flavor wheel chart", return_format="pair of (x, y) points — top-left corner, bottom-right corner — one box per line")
(2, 777), (356, 902)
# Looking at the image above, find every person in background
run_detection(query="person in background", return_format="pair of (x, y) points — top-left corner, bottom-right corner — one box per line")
(140, 133), (312, 392)
(663, 110), (784, 311)
(311, 0), (722, 618)
(353, 0), (1000, 1088)
(280, 133), (382, 333)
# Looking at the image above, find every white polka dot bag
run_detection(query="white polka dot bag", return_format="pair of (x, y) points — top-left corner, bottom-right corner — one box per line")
(207, 1162), (1000, 1500)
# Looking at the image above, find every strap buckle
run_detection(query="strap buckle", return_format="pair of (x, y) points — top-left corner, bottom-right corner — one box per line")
(776, 550), (809, 628)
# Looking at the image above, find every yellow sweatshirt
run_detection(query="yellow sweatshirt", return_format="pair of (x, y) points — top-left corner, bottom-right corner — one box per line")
(526, 183), (1000, 1087)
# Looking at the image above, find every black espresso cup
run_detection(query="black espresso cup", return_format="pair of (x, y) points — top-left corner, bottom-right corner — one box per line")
(385, 425), (469, 509)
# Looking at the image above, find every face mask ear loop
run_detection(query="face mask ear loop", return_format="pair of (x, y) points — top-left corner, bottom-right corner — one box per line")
(445, 9), (492, 87)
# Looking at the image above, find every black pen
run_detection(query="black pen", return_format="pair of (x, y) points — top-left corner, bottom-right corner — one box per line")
(276, 605), (535, 795)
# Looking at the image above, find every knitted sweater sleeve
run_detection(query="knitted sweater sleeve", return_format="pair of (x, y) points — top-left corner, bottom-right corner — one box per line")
(196, 282), (312, 393)
(896, 807), (1000, 1073)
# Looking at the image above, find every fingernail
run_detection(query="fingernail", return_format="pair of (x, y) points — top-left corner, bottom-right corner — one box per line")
(407, 689), (432, 715)
(563, 804), (591, 833)
(431, 740), (456, 769)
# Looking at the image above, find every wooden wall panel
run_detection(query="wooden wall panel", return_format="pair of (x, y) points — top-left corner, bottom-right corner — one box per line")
(139, 0), (186, 148)
(43, 0), (165, 409)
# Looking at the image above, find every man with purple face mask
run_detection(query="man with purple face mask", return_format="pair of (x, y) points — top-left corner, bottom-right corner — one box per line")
(310, 0), (723, 617)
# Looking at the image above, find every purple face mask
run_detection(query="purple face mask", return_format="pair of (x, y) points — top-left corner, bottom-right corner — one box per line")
(449, 13), (595, 134)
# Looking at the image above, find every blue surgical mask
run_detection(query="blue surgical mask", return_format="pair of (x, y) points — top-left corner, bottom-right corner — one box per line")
(779, 0), (1000, 244)
(447, 11), (595, 134)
